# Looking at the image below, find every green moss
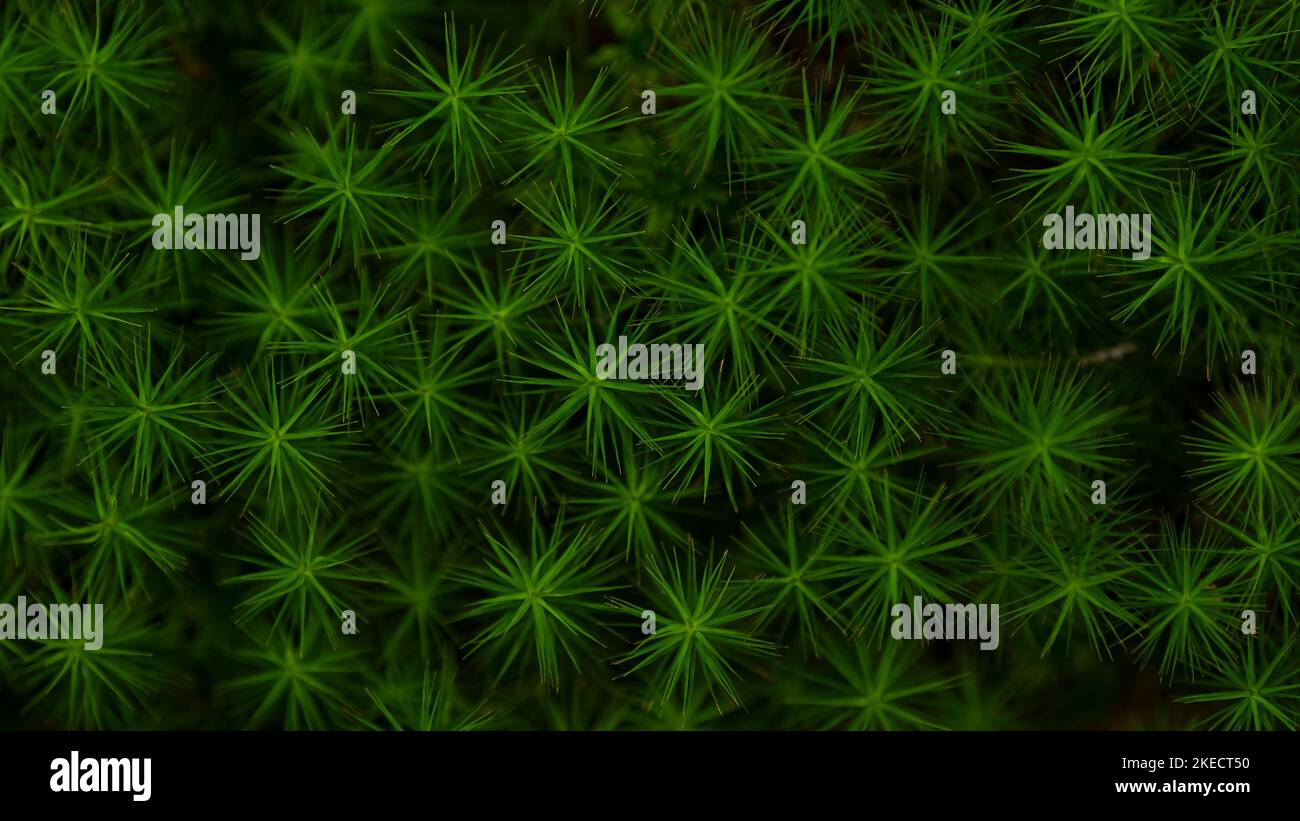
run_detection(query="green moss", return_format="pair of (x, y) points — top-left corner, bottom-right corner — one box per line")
(0, 0), (1297, 730)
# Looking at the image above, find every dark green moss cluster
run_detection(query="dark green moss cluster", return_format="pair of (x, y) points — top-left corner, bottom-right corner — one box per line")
(0, 0), (1298, 730)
